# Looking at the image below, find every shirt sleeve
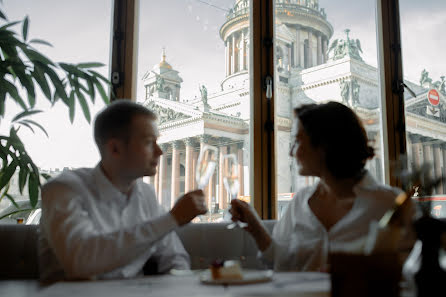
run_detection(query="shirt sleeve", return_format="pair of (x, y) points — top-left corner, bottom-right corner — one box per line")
(41, 180), (179, 279)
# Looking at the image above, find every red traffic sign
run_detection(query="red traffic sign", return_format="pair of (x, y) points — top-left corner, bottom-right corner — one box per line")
(427, 89), (440, 106)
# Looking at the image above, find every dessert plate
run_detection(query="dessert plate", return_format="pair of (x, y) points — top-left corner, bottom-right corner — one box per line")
(200, 269), (274, 285)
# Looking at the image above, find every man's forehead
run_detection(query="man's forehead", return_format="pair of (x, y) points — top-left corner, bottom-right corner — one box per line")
(131, 115), (159, 137)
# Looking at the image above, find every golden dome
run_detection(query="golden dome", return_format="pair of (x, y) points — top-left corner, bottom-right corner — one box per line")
(159, 48), (172, 69)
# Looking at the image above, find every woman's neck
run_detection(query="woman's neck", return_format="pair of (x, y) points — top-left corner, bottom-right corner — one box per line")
(318, 171), (364, 200)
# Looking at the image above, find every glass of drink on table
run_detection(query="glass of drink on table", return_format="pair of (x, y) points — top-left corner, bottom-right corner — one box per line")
(223, 154), (247, 229)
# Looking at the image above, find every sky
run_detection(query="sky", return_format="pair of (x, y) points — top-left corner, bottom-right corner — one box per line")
(1, 0), (445, 170)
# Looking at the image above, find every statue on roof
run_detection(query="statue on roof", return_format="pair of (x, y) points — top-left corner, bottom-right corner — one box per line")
(420, 69), (432, 88)
(340, 80), (350, 106)
(156, 75), (165, 92)
(200, 84), (208, 105)
(328, 29), (363, 62)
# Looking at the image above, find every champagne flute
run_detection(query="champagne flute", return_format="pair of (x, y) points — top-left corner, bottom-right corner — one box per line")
(196, 145), (218, 190)
(222, 154), (247, 229)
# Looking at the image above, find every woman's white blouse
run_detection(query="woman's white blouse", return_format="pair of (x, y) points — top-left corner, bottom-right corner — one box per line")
(261, 172), (402, 271)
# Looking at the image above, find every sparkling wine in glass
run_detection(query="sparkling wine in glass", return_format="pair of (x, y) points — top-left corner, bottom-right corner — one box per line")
(223, 154), (247, 229)
(195, 145), (218, 190)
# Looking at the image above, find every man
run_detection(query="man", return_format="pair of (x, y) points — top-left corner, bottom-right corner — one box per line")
(39, 100), (207, 282)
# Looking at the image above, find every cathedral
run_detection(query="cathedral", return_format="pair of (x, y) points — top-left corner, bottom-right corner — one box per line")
(141, 0), (446, 219)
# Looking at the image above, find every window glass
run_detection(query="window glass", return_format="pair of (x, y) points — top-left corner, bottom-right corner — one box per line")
(0, 0), (112, 222)
(401, 0), (446, 218)
(273, 0), (384, 218)
(137, 0), (251, 222)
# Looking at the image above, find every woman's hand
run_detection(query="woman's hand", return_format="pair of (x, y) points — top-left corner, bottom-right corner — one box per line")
(230, 199), (272, 251)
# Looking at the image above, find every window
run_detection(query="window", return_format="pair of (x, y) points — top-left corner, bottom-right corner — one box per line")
(0, 0), (112, 221)
(136, 0), (251, 222)
(401, 0), (446, 218)
(273, 0), (385, 217)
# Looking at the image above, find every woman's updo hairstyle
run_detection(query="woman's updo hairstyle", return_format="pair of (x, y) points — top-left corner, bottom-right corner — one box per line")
(294, 101), (375, 179)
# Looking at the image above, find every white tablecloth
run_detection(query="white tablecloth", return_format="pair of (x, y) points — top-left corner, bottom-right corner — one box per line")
(31, 272), (330, 297)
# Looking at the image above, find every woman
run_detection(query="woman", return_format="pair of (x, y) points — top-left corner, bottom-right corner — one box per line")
(231, 101), (407, 271)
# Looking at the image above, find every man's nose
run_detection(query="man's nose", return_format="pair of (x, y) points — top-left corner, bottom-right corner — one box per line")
(156, 143), (163, 156)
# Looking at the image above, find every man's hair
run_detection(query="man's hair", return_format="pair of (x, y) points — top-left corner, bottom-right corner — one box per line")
(294, 101), (374, 179)
(93, 100), (156, 154)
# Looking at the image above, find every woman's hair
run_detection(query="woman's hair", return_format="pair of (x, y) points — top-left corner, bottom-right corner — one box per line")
(294, 101), (374, 179)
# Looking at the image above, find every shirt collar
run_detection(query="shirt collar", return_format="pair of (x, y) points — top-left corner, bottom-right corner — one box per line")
(93, 163), (129, 205)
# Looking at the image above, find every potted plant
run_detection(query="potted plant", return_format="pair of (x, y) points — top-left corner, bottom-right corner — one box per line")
(0, 4), (111, 220)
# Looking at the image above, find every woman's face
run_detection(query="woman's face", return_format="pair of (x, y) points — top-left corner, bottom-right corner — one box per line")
(290, 120), (324, 176)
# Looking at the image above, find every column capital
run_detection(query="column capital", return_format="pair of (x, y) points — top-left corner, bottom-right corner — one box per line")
(184, 137), (196, 147)
(440, 143), (446, 150)
(172, 140), (182, 149)
(199, 134), (211, 144)
(159, 143), (169, 151)
(408, 133), (423, 143)
(218, 137), (232, 146)
(237, 141), (244, 150)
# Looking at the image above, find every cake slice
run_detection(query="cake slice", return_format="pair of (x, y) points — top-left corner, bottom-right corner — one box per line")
(210, 260), (243, 280)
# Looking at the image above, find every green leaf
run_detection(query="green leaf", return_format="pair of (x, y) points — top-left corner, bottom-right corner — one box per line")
(29, 39), (52, 47)
(90, 70), (110, 84)
(0, 21), (21, 31)
(74, 85), (90, 123)
(23, 48), (55, 66)
(68, 91), (75, 123)
(28, 173), (38, 208)
(42, 64), (68, 102)
(20, 119), (48, 137)
(0, 9), (7, 21)
(12, 109), (42, 122)
(18, 167), (28, 194)
(59, 62), (85, 77)
(1, 79), (27, 110)
(32, 65), (51, 99)
(0, 208), (33, 220)
(17, 121), (35, 133)
(93, 77), (110, 104)
(12, 66), (36, 107)
(5, 193), (19, 209)
(22, 16), (29, 41)
(0, 160), (17, 191)
(0, 90), (5, 117)
(77, 62), (104, 69)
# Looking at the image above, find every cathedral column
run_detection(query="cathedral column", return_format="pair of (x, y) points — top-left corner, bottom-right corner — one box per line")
(317, 33), (322, 65)
(433, 144), (443, 194)
(406, 133), (413, 172)
(170, 141), (181, 208)
(184, 138), (195, 193)
(409, 134), (423, 168)
(225, 40), (229, 76)
(192, 149), (198, 190)
(199, 135), (211, 199)
(154, 166), (159, 198)
(237, 142), (244, 197)
(287, 44), (292, 71)
(308, 30), (313, 67)
(241, 30), (245, 71)
(231, 34), (236, 75)
(158, 144), (167, 203)
(322, 37), (327, 63)
(219, 144), (228, 211)
(296, 27), (301, 67)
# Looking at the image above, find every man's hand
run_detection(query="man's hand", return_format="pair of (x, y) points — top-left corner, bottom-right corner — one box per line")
(170, 190), (207, 226)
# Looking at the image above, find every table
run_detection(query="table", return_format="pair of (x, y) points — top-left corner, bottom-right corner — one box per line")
(30, 272), (330, 297)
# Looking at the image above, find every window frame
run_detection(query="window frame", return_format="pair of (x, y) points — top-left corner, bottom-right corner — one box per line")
(110, 0), (408, 219)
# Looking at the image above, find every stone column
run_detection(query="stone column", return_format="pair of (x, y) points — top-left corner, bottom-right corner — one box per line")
(323, 38), (329, 62)
(241, 30), (245, 71)
(219, 145), (228, 210)
(409, 134), (423, 168)
(192, 149), (198, 190)
(154, 168), (159, 198)
(421, 138), (434, 193)
(287, 44), (292, 71)
(237, 143), (244, 197)
(207, 166), (214, 211)
(225, 40), (228, 76)
(295, 26), (301, 67)
(308, 31), (313, 67)
(231, 34), (236, 75)
(158, 144), (167, 204)
(170, 141), (181, 208)
(184, 138), (195, 193)
(199, 135), (211, 198)
(406, 133), (413, 172)
(433, 144), (443, 194)
(317, 33), (322, 65)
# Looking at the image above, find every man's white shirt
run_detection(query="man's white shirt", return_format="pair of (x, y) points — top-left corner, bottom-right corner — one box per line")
(39, 164), (189, 282)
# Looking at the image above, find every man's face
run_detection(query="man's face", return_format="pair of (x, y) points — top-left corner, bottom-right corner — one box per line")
(120, 114), (163, 178)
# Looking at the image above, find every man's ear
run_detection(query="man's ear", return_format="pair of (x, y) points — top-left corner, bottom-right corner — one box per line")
(105, 138), (125, 158)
